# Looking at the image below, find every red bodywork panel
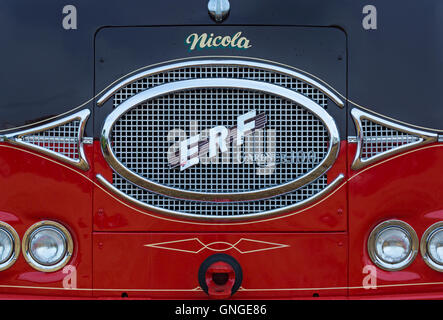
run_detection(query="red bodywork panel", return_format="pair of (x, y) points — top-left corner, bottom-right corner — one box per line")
(1, 140), (443, 299)
(347, 143), (443, 297)
(92, 232), (347, 299)
(93, 142), (348, 232)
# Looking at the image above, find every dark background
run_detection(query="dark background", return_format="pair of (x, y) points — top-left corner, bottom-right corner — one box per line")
(0, 0), (442, 134)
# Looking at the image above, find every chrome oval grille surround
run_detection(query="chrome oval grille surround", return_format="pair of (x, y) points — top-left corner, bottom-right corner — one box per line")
(98, 60), (343, 220)
(351, 108), (438, 170)
(111, 88), (329, 193)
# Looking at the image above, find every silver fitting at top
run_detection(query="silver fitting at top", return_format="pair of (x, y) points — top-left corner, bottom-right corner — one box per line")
(208, 0), (230, 22)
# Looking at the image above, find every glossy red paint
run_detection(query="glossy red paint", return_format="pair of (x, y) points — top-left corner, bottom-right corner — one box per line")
(0, 143), (93, 297)
(1, 139), (443, 299)
(92, 232), (348, 299)
(92, 141), (348, 232)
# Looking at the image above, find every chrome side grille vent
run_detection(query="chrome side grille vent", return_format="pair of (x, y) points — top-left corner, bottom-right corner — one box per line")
(22, 121), (81, 160)
(360, 119), (420, 160)
(351, 109), (438, 170)
(97, 60), (345, 221)
(3, 110), (91, 170)
(112, 172), (329, 218)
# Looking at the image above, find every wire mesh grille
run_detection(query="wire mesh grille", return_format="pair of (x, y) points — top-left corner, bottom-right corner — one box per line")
(21, 121), (80, 160)
(108, 64), (333, 217)
(113, 172), (328, 217)
(113, 65), (328, 108)
(361, 119), (420, 160)
(111, 88), (329, 193)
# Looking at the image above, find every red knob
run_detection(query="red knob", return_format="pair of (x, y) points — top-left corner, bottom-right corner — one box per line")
(205, 261), (235, 299)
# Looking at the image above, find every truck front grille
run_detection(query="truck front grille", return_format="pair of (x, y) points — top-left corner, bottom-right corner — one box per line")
(101, 60), (341, 219)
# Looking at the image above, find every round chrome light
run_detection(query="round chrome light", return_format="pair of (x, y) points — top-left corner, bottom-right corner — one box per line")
(0, 222), (20, 271)
(368, 220), (418, 271)
(420, 222), (443, 272)
(22, 221), (73, 272)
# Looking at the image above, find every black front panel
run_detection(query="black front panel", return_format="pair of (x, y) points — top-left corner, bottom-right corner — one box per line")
(94, 26), (347, 138)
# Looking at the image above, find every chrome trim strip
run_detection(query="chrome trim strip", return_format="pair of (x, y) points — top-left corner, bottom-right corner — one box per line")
(438, 135), (443, 143)
(351, 108), (438, 171)
(96, 59), (344, 108)
(367, 219), (418, 271)
(96, 173), (345, 221)
(420, 222), (443, 272)
(3, 109), (91, 171)
(101, 79), (340, 202)
(347, 136), (357, 144)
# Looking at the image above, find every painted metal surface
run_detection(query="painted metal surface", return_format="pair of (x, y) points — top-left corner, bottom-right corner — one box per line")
(0, 140), (442, 298)
(347, 143), (443, 297)
(0, 0), (442, 299)
(93, 141), (348, 231)
(92, 232), (348, 299)
(0, 143), (93, 297)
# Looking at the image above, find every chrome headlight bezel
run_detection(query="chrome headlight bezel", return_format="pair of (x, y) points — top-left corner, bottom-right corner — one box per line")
(22, 221), (73, 272)
(420, 222), (443, 272)
(0, 221), (20, 271)
(368, 220), (418, 271)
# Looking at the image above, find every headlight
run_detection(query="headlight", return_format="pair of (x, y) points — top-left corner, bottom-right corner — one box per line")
(22, 221), (73, 272)
(0, 221), (20, 271)
(368, 220), (418, 271)
(420, 222), (443, 272)
(0, 229), (13, 263)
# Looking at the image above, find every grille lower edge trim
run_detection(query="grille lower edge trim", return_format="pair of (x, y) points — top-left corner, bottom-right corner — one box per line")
(96, 173), (345, 222)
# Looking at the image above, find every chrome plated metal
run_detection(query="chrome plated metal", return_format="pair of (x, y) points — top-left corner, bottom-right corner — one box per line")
(101, 79), (340, 202)
(351, 108), (438, 171)
(96, 173), (344, 221)
(368, 220), (418, 271)
(22, 220), (73, 273)
(438, 135), (443, 143)
(0, 222), (20, 271)
(420, 222), (443, 272)
(96, 59), (344, 108)
(208, 0), (230, 22)
(4, 109), (91, 171)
